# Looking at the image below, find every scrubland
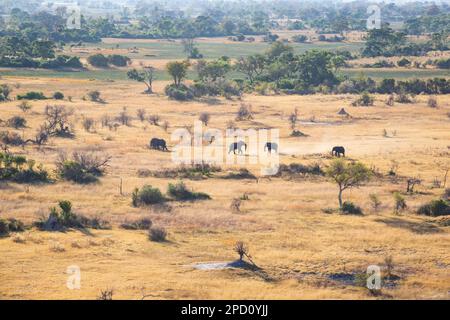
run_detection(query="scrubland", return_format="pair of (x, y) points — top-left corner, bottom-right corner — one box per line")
(0, 75), (449, 300)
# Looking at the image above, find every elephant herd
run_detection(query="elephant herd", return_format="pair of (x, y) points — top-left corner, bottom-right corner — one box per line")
(149, 137), (345, 157)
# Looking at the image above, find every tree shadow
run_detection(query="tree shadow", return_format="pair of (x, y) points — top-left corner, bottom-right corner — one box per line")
(375, 217), (443, 234)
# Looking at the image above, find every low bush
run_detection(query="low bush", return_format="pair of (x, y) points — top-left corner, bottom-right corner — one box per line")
(7, 116), (26, 129)
(0, 131), (23, 146)
(341, 201), (363, 215)
(397, 58), (411, 67)
(121, 218), (152, 230)
(167, 181), (210, 201)
(351, 92), (374, 106)
(107, 54), (130, 67)
(276, 163), (324, 177)
(35, 200), (110, 231)
(148, 163), (221, 180)
(223, 168), (257, 180)
(53, 92), (64, 100)
(87, 54), (109, 68)
(164, 84), (194, 101)
(56, 151), (110, 184)
(417, 199), (450, 217)
(427, 96), (438, 108)
(0, 152), (49, 183)
(87, 90), (102, 102)
(17, 91), (47, 100)
(132, 185), (166, 207)
(148, 227), (167, 242)
(0, 218), (25, 236)
(395, 92), (413, 103)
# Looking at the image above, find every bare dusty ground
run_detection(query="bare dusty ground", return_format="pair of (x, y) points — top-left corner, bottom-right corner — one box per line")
(0, 76), (449, 299)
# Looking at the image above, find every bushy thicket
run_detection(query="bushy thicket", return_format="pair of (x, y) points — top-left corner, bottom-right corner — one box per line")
(132, 185), (166, 206)
(341, 201), (363, 215)
(0, 55), (82, 69)
(87, 54), (130, 67)
(164, 84), (195, 101)
(0, 152), (49, 183)
(56, 151), (110, 184)
(0, 218), (25, 236)
(167, 181), (211, 201)
(35, 200), (110, 231)
(276, 163), (324, 177)
(17, 92), (47, 100)
(417, 199), (450, 217)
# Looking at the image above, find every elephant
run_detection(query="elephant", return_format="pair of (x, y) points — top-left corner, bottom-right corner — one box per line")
(264, 142), (278, 153)
(228, 141), (247, 154)
(332, 146), (345, 157)
(149, 138), (168, 151)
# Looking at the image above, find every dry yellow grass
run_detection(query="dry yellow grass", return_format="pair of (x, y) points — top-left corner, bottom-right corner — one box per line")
(0, 76), (449, 300)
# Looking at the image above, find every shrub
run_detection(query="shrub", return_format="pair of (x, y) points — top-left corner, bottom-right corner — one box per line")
(148, 114), (160, 126)
(132, 185), (165, 206)
(395, 92), (413, 103)
(427, 96), (438, 108)
(369, 194), (382, 211)
(97, 289), (114, 300)
(276, 163), (323, 177)
(149, 163), (221, 180)
(0, 218), (25, 236)
(230, 198), (242, 213)
(435, 58), (450, 69)
(0, 131), (23, 146)
(7, 116), (26, 129)
(385, 94), (395, 106)
(397, 58), (411, 67)
(35, 200), (109, 231)
(17, 91), (46, 100)
(87, 54), (109, 68)
(53, 92), (64, 100)
(107, 54), (130, 67)
(164, 84), (194, 101)
(292, 35), (308, 43)
(120, 218), (152, 230)
(0, 84), (12, 101)
(167, 181), (211, 201)
(136, 109), (146, 122)
(18, 101), (32, 112)
(56, 151), (110, 184)
(236, 104), (253, 121)
(341, 201), (363, 215)
(0, 152), (49, 183)
(223, 168), (257, 180)
(393, 192), (407, 213)
(82, 117), (95, 132)
(352, 92), (374, 106)
(417, 199), (450, 217)
(443, 188), (450, 201)
(87, 90), (102, 102)
(149, 227), (167, 242)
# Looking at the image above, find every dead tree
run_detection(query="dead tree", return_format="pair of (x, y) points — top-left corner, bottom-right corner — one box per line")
(23, 105), (74, 146)
(406, 178), (421, 193)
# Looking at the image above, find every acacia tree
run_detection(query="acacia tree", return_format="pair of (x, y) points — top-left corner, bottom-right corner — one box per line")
(127, 67), (155, 94)
(326, 159), (372, 208)
(166, 61), (190, 87)
(235, 54), (265, 84)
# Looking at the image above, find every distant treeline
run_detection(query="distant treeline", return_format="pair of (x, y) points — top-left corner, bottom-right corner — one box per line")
(0, 36), (82, 69)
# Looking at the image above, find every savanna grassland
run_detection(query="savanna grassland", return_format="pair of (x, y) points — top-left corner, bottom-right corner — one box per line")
(0, 60), (449, 299)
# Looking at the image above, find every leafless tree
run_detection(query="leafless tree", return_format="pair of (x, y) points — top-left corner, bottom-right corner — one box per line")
(117, 107), (131, 126)
(137, 108), (146, 122)
(406, 177), (421, 193)
(148, 114), (160, 126)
